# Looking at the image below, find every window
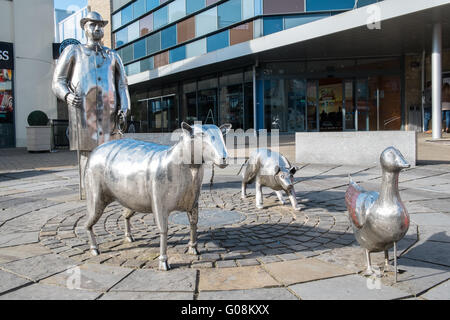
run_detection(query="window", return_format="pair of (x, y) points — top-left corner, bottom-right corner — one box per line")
(206, 0), (220, 5)
(263, 0), (304, 14)
(140, 14), (153, 36)
(284, 13), (330, 29)
(154, 5), (168, 30)
(147, 31), (161, 54)
(154, 51), (169, 68)
(207, 30), (229, 52)
(161, 24), (177, 50)
(177, 16), (195, 43)
(186, 0), (205, 15)
(357, 0), (379, 7)
(306, 0), (355, 11)
(112, 12), (121, 30)
(147, 0), (159, 11)
(140, 56), (154, 71)
(170, 45), (186, 63)
(127, 61), (141, 75)
(263, 16), (283, 35)
(218, 0), (242, 29)
(121, 4), (133, 25)
(186, 38), (206, 58)
(254, 0), (263, 15)
(134, 0), (146, 17)
(127, 21), (140, 42)
(134, 39), (147, 59)
(230, 22), (253, 45)
(168, 0), (186, 23)
(122, 44), (133, 63)
(242, 0), (255, 20)
(116, 28), (128, 47)
(196, 7), (217, 37)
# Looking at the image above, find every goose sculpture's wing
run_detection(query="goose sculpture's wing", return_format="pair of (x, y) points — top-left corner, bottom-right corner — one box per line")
(345, 179), (378, 229)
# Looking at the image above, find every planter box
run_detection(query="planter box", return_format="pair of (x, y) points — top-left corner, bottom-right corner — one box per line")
(296, 131), (417, 167)
(26, 126), (52, 152)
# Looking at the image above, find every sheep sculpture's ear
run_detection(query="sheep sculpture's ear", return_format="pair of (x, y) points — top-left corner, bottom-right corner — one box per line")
(181, 122), (194, 136)
(219, 123), (232, 136)
(289, 166), (300, 175)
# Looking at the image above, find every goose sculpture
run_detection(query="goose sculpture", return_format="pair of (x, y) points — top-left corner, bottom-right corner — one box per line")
(345, 147), (410, 282)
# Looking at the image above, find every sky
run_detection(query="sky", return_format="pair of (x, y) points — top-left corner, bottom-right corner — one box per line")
(54, 0), (87, 11)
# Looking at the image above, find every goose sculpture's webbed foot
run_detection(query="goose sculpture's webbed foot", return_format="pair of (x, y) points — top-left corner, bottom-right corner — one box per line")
(362, 249), (381, 277)
(383, 251), (396, 273)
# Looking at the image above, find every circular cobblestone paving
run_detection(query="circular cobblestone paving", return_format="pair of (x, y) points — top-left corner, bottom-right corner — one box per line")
(39, 188), (355, 270)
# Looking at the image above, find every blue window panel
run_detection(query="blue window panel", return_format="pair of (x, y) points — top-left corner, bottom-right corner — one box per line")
(186, 0), (205, 15)
(170, 45), (186, 63)
(133, 39), (147, 59)
(127, 61), (140, 76)
(207, 30), (229, 52)
(141, 56), (154, 71)
(122, 44), (133, 63)
(134, 0), (146, 17)
(254, 0), (263, 16)
(218, 0), (242, 29)
(161, 24), (177, 50)
(147, 31), (161, 54)
(115, 28), (128, 47)
(154, 6), (168, 30)
(195, 7), (217, 37)
(306, 0), (355, 11)
(357, 0), (378, 7)
(284, 13), (330, 29)
(121, 4), (133, 25)
(112, 12), (121, 30)
(168, 0), (186, 23)
(263, 16), (283, 35)
(147, 0), (159, 12)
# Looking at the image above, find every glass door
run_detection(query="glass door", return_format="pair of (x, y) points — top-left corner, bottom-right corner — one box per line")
(306, 80), (318, 131)
(0, 68), (14, 148)
(287, 79), (306, 132)
(343, 79), (356, 130)
(318, 79), (343, 131)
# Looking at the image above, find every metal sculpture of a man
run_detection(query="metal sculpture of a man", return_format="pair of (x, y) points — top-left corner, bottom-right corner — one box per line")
(52, 11), (130, 199)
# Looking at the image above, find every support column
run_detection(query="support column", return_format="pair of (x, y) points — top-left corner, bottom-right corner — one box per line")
(432, 23), (442, 140)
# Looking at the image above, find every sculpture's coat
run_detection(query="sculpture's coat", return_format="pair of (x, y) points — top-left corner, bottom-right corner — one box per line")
(84, 123), (231, 271)
(345, 147), (410, 281)
(240, 149), (301, 210)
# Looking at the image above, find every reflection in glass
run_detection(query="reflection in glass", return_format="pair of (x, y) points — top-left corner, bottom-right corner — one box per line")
(207, 30), (229, 52)
(220, 72), (243, 129)
(161, 25), (177, 50)
(0, 69), (14, 148)
(147, 0), (159, 12)
(264, 79), (287, 132)
(154, 6), (168, 30)
(187, 0), (205, 14)
(121, 4), (133, 25)
(127, 21), (140, 42)
(168, 0), (186, 23)
(196, 7), (218, 37)
(318, 79), (343, 131)
(344, 80), (356, 130)
(115, 28), (128, 47)
(147, 32), (161, 54)
(134, 0), (146, 18)
(186, 38), (206, 58)
(218, 0), (242, 29)
(263, 16), (283, 35)
(287, 79), (306, 132)
(307, 81), (318, 131)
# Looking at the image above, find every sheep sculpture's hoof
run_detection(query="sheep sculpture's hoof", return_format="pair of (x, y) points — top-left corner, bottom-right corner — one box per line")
(159, 260), (170, 271)
(125, 235), (134, 243)
(188, 247), (198, 255)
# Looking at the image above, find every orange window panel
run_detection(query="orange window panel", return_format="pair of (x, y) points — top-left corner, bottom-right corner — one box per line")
(230, 22), (253, 46)
(177, 16), (196, 43)
(154, 51), (169, 68)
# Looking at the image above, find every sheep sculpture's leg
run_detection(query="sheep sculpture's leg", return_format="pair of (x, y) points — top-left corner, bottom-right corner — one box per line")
(275, 191), (286, 205)
(394, 242), (398, 283)
(155, 210), (170, 271)
(241, 182), (247, 199)
(255, 179), (264, 209)
(123, 208), (136, 243)
(187, 206), (199, 255)
(85, 182), (107, 256)
(288, 188), (301, 211)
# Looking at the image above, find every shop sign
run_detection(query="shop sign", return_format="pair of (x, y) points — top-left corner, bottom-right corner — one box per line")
(0, 42), (13, 70)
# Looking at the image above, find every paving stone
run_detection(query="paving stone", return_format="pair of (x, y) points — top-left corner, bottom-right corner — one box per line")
(199, 266), (279, 291)
(257, 255), (282, 264)
(262, 258), (355, 286)
(99, 291), (194, 300)
(216, 260), (237, 268)
(387, 258), (450, 296)
(403, 240), (450, 267)
(40, 263), (133, 291)
(289, 274), (410, 300)
(110, 269), (197, 292)
(0, 243), (51, 264)
(0, 283), (101, 300)
(192, 261), (214, 268)
(198, 287), (298, 300)
(420, 280), (450, 300)
(0, 253), (78, 282)
(237, 259), (260, 267)
(0, 270), (32, 294)
(0, 232), (39, 248)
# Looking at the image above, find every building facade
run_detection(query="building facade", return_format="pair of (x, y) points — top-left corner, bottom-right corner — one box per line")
(56, 6), (89, 43)
(0, 0), (57, 148)
(107, 0), (450, 135)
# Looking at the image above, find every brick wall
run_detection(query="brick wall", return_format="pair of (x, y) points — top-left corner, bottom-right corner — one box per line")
(87, 0), (112, 48)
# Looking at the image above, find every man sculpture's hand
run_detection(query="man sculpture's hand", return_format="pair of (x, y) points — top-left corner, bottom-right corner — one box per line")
(66, 93), (82, 109)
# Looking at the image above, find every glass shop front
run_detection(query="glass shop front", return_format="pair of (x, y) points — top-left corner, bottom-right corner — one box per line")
(128, 57), (403, 133)
(0, 41), (14, 148)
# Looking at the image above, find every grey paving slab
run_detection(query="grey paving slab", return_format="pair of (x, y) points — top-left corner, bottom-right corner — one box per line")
(40, 263), (133, 292)
(289, 274), (410, 300)
(411, 213), (450, 227)
(0, 283), (101, 300)
(403, 240), (450, 267)
(0, 270), (32, 295)
(0, 232), (39, 248)
(390, 258), (450, 296)
(99, 291), (194, 300)
(0, 253), (78, 282)
(0, 243), (51, 264)
(420, 280), (450, 300)
(110, 269), (197, 292)
(198, 288), (299, 300)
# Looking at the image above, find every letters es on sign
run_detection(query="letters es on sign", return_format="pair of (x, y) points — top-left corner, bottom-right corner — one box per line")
(0, 41), (13, 69)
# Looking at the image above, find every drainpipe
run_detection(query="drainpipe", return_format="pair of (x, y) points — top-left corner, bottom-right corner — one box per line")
(432, 23), (442, 140)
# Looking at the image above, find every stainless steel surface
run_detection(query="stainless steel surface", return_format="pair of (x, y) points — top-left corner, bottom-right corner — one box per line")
(345, 147), (410, 279)
(52, 11), (130, 151)
(84, 123), (231, 271)
(240, 149), (301, 211)
(432, 23), (442, 140)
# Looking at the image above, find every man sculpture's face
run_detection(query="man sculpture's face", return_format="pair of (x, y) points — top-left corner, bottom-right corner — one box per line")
(84, 21), (104, 42)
